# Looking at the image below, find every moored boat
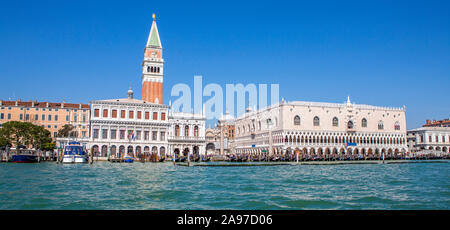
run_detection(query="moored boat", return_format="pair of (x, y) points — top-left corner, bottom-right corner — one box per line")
(123, 153), (134, 163)
(62, 142), (88, 164)
(11, 149), (38, 163)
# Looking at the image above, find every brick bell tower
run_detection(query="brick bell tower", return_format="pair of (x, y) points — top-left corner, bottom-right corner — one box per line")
(142, 13), (164, 104)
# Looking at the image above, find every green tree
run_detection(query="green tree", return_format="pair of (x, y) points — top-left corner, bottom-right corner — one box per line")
(57, 124), (76, 138)
(0, 121), (54, 150)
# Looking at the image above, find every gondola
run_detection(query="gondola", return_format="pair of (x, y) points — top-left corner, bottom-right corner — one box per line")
(159, 157), (166, 162)
(202, 157), (211, 162)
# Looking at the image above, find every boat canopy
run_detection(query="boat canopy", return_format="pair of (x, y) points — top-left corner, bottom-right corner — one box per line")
(64, 145), (87, 156)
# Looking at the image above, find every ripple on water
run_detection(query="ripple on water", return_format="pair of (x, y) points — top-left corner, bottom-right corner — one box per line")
(0, 161), (449, 210)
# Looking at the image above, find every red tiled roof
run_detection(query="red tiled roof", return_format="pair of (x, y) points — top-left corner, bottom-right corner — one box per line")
(423, 119), (450, 127)
(0, 100), (89, 109)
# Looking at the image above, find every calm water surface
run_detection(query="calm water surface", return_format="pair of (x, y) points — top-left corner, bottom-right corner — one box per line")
(0, 161), (449, 210)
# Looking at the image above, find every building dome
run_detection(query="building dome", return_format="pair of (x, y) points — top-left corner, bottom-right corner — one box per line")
(127, 87), (134, 99)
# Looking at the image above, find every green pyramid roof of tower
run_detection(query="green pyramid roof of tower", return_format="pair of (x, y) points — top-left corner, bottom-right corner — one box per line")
(149, 23), (161, 47)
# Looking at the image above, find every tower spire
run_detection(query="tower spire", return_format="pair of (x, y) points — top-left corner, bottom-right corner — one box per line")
(142, 13), (164, 104)
(146, 13), (162, 48)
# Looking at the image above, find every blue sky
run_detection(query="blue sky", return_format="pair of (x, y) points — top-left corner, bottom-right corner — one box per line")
(0, 0), (449, 129)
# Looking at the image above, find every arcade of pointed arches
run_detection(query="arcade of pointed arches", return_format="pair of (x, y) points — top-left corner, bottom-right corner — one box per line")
(235, 130), (408, 155)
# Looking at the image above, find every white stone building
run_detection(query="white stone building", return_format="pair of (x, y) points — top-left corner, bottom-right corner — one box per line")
(168, 110), (206, 157)
(234, 97), (408, 157)
(407, 126), (450, 153)
(88, 89), (169, 158)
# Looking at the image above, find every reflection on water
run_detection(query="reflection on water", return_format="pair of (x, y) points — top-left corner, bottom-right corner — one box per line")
(0, 161), (449, 210)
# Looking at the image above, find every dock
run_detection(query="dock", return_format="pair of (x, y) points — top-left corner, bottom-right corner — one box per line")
(175, 159), (449, 167)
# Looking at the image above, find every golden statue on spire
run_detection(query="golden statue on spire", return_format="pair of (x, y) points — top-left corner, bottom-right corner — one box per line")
(152, 13), (156, 21)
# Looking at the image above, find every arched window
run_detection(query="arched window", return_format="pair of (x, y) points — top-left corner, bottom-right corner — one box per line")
(348, 120), (354, 129)
(332, 117), (339, 127)
(151, 66), (154, 72)
(157, 67), (160, 73)
(147, 66), (151, 72)
(361, 118), (367, 128)
(394, 122), (400, 131)
(194, 126), (199, 137)
(313, 116), (320, 126)
(294, 115), (301, 126)
(175, 125), (180, 137)
(185, 125), (190, 137)
(267, 118), (273, 129)
(378, 121), (384, 130)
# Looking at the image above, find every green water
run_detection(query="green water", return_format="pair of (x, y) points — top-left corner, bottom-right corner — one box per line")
(0, 161), (449, 210)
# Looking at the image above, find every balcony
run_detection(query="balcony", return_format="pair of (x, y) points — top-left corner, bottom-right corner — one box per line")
(168, 136), (206, 142)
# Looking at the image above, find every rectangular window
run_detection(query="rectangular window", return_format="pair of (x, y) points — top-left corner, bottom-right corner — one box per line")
(94, 109), (99, 117)
(160, 132), (165, 141)
(144, 131), (149, 140)
(102, 129), (108, 139)
(153, 112), (158, 120)
(161, 113), (166, 121)
(93, 129), (99, 139)
(152, 131), (157, 141)
(112, 110), (117, 118)
(119, 130), (125, 140)
(110, 130), (117, 139)
(82, 131), (87, 138)
(129, 111), (134, 119)
(137, 111), (142, 119)
(25, 114), (29, 121)
(145, 112), (150, 120)
(53, 132), (57, 138)
(103, 109), (108, 118)
(48, 115), (51, 121)
(66, 115), (69, 121)
(436, 136), (439, 143)
(82, 114), (86, 122)
(42, 114), (45, 120)
(19, 114), (23, 120)
(429, 136), (432, 142)
(120, 110), (126, 118)
(136, 131), (141, 140)
(74, 115), (78, 122)
(35, 114), (39, 121)
(127, 130), (133, 140)
(0, 113), (3, 119)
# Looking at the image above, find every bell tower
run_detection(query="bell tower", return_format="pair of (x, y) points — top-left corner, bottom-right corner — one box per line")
(142, 13), (164, 104)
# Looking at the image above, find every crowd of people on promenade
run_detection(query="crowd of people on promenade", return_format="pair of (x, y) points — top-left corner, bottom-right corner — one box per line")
(223, 151), (450, 162)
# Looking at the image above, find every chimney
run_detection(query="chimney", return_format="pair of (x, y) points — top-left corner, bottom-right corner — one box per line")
(426, 120), (431, 125)
(0, 100), (2, 106)
(46, 102), (49, 107)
